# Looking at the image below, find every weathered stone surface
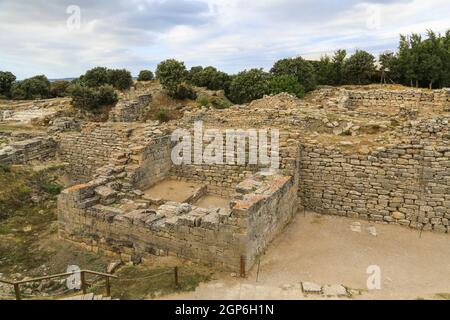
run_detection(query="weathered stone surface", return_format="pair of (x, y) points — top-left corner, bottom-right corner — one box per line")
(302, 282), (322, 294)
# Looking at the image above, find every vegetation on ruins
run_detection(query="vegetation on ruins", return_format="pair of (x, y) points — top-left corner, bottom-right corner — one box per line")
(50, 80), (71, 98)
(271, 56), (317, 92)
(10, 75), (51, 100)
(228, 68), (272, 104)
(269, 74), (306, 98)
(189, 66), (232, 92)
(156, 59), (188, 96)
(0, 71), (16, 98)
(137, 70), (154, 81)
(69, 83), (118, 110)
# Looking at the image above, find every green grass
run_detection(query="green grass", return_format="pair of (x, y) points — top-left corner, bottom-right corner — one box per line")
(90, 265), (211, 300)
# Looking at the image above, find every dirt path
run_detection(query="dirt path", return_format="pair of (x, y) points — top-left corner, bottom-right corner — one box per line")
(162, 212), (450, 300)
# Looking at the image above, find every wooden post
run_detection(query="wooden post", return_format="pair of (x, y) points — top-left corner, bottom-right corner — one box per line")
(80, 271), (86, 294)
(14, 283), (21, 301)
(240, 256), (246, 278)
(105, 277), (111, 297)
(174, 267), (179, 288)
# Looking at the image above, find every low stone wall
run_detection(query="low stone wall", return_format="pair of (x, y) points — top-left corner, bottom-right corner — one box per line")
(109, 94), (152, 122)
(58, 172), (297, 272)
(299, 140), (450, 233)
(0, 137), (56, 165)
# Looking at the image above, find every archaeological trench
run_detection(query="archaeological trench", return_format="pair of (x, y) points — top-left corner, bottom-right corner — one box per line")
(1, 86), (449, 273)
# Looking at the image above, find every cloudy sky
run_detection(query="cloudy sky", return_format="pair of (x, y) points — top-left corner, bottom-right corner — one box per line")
(0, 0), (449, 79)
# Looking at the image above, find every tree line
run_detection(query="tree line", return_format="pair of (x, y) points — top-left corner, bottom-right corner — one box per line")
(1, 29), (449, 109)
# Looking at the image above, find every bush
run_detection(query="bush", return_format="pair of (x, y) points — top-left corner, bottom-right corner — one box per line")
(107, 69), (133, 90)
(138, 70), (154, 81)
(83, 67), (109, 87)
(196, 95), (210, 107)
(50, 80), (70, 97)
(156, 109), (170, 123)
(228, 69), (272, 104)
(156, 59), (187, 95)
(190, 66), (231, 91)
(187, 66), (203, 81)
(173, 83), (197, 100)
(0, 71), (16, 97)
(271, 57), (317, 92)
(269, 75), (305, 98)
(210, 97), (233, 109)
(11, 75), (51, 100)
(69, 84), (117, 110)
(344, 50), (376, 85)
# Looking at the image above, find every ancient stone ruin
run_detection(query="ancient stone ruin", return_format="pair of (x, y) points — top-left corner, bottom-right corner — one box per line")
(1, 86), (449, 273)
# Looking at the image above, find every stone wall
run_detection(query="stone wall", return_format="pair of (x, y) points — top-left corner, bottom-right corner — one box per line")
(299, 139), (450, 233)
(58, 172), (297, 272)
(0, 137), (56, 165)
(109, 94), (152, 122)
(57, 123), (136, 182)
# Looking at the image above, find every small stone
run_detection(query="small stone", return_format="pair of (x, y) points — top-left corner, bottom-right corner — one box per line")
(323, 284), (348, 297)
(367, 226), (377, 236)
(301, 282), (322, 294)
(106, 260), (122, 274)
(350, 222), (361, 233)
(392, 211), (406, 220)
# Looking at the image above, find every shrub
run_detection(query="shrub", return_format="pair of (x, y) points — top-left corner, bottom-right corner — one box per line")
(156, 59), (187, 95)
(173, 83), (197, 100)
(196, 95), (210, 107)
(83, 67), (109, 87)
(0, 71), (16, 97)
(69, 84), (117, 110)
(11, 75), (51, 100)
(190, 66), (231, 91)
(344, 50), (376, 85)
(50, 80), (70, 97)
(228, 69), (272, 104)
(96, 84), (118, 105)
(107, 69), (133, 90)
(210, 97), (233, 109)
(187, 66), (203, 81)
(138, 70), (154, 81)
(156, 109), (170, 123)
(271, 57), (317, 92)
(269, 75), (305, 98)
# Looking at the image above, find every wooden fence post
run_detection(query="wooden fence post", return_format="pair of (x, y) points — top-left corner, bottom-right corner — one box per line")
(14, 283), (21, 300)
(105, 277), (111, 297)
(80, 271), (86, 294)
(174, 267), (179, 288)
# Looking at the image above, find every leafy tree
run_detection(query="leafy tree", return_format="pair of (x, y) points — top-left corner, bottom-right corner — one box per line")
(379, 52), (399, 84)
(344, 50), (376, 85)
(228, 69), (272, 104)
(271, 57), (317, 91)
(137, 70), (154, 81)
(0, 71), (16, 97)
(189, 66), (231, 91)
(331, 49), (347, 85)
(11, 75), (51, 100)
(187, 66), (203, 81)
(156, 59), (187, 96)
(96, 84), (118, 105)
(269, 74), (305, 98)
(50, 80), (70, 97)
(313, 56), (335, 85)
(107, 69), (133, 90)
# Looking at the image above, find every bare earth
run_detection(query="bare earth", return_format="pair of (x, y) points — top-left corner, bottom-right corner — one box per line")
(144, 179), (200, 203)
(162, 212), (450, 300)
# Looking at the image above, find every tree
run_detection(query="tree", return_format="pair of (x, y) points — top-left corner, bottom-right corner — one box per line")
(69, 83), (117, 110)
(0, 71), (16, 97)
(50, 80), (70, 97)
(314, 56), (335, 85)
(379, 52), (399, 84)
(173, 83), (197, 100)
(344, 50), (376, 85)
(107, 69), (133, 90)
(138, 70), (154, 81)
(228, 69), (272, 104)
(187, 66), (203, 81)
(156, 59), (187, 96)
(269, 75), (305, 98)
(271, 57), (316, 92)
(189, 66), (231, 91)
(11, 75), (51, 100)
(331, 49), (347, 85)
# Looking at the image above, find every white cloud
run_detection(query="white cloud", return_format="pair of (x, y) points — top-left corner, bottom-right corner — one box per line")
(0, 0), (449, 78)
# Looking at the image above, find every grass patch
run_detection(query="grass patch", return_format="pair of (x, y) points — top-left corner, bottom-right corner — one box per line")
(90, 264), (210, 300)
(436, 293), (450, 300)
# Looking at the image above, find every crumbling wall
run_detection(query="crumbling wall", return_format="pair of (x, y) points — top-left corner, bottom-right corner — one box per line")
(0, 137), (56, 165)
(58, 171), (296, 272)
(109, 94), (152, 122)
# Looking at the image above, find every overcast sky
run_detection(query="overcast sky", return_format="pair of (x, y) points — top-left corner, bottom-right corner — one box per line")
(1, 0), (449, 79)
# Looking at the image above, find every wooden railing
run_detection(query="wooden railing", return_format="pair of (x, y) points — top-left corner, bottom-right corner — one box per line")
(0, 270), (118, 300)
